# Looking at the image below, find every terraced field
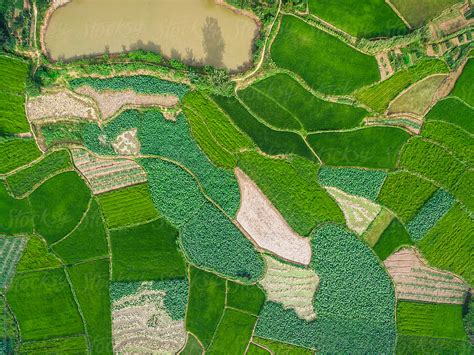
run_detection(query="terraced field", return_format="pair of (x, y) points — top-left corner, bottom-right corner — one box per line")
(0, 0), (472, 353)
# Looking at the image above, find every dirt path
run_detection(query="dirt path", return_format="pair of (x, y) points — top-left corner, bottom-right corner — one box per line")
(385, 0), (412, 29)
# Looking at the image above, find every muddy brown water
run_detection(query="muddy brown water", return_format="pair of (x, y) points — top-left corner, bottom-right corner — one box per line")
(44, 0), (259, 71)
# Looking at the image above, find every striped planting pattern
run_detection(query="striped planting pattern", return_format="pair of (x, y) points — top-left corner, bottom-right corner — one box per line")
(0, 235), (26, 288)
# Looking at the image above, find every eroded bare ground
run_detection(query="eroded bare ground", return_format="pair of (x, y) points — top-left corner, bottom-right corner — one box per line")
(72, 148), (147, 194)
(376, 52), (394, 80)
(75, 85), (179, 120)
(384, 248), (468, 304)
(26, 90), (99, 121)
(235, 168), (312, 266)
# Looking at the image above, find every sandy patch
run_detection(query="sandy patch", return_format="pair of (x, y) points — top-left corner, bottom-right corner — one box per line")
(75, 85), (179, 120)
(384, 248), (468, 304)
(235, 168), (312, 266)
(325, 187), (381, 235)
(259, 255), (319, 321)
(72, 148), (147, 194)
(112, 282), (186, 353)
(26, 91), (98, 122)
(376, 52), (394, 80)
(112, 128), (140, 156)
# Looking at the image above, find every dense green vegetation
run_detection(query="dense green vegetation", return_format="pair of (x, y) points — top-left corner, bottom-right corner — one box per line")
(0, 138), (41, 174)
(111, 218), (185, 281)
(7, 268), (84, 341)
(425, 98), (474, 134)
(0, 56), (30, 134)
(452, 59), (474, 106)
(97, 183), (159, 229)
(397, 301), (467, 340)
(318, 166), (387, 200)
(6, 150), (72, 197)
(373, 218), (413, 260)
(29, 172), (91, 244)
(272, 16), (379, 95)
(238, 73), (368, 132)
(212, 95), (316, 160)
(308, 0), (408, 38)
(396, 335), (472, 355)
(418, 204), (473, 285)
(308, 127), (410, 168)
(52, 200), (109, 264)
(186, 267), (225, 349)
(378, 171), (437, 222)
(355, 59), (449, 112)
(181, 202), (264, 282)
(182, 91), (254, 169)
(399, 138), (465, 189)
(452, 170), (473, 211)
(69, 75), (189, 98)
(238, 151), (344, 235)
(208, 308), (257, 354)
(0, 181), (33, 235)
(68, 260), (112, 354)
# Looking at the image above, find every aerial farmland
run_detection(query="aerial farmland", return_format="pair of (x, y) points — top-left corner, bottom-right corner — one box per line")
(0, 0), (472, 353)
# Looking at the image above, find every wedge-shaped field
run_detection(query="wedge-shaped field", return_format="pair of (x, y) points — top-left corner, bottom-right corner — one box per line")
(271, 16), (379, 95)
(110, 218), (185, 281)
(72, 148), (147, 194)
(397, 301), (468, 340)
(259, 255), (319, 321)
(52, 200), (108, 264)
(182, 91), (255, 169)
(385, 248), (468, 304)
(6, 149), (72, 197)
(236, 168), (312, 265)
(318, 166), (387, 200)
(377, 171), (437, 222)
(207, 308), (256, 355)
(238, 73), (368, 132)
(30, 171), (91, 244)
(16, 235), (62, 272)
(111, 281), (187, 353)
(418, 204), (473, 285)
(308, 126), (410, 168)
(399, 138), (465, 190)
(212, 95), (316, 161)
(451, 59), (474, 104)
(0, 56), (30, 134)
(68, 259), (112, 354)
(0, 138), (41, 174)
(181, 333), (203, 354)
(70, 75), (189, 99)
(97, 183), (159, 229)
(425, 98), (474, 134)
(0, 235), (26, 289)
(238, 151), (344, 236)
(75, 85), (179, 119)
(7, 268), (84, 341)
(26, 91), (99, 121)
(186, 267), (225, 349)
(325, 187), (381, 235)
(372, 218), (413, 260)
(363, 208), (394, 247)
(406, 189), (455, 241)
(388, 74), (447, 115)
(390, 0), (460, 27)
(355, 59), (449, 112)
(308, 0), (408, 38)
(396, 335), (472, 355)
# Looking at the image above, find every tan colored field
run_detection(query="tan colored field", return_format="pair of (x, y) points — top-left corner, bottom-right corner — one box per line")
(384, 248), (468, 304)
(388, 74), (447, 115)
(235, 168), (312, 265)
(112, 283), (186, 353)
(26, 90), (99, 121)
(75, 86), (179, 120)
(259, 255), (319, 321)
(325, 187), (381, 235)
(112, 128), (141, 156)
(72, 148), (147, 194)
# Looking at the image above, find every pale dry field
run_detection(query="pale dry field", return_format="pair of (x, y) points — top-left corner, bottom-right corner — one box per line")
(235, 168), (312, 265)
(112, 128), (141, 156)
(384, 248), (468, 304)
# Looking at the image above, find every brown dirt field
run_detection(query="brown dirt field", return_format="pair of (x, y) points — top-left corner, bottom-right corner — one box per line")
(235, 168), (312, 265)
(384, 247), (468, 304)
(75, 86), (179, 120)
(376, 52), (395, 80)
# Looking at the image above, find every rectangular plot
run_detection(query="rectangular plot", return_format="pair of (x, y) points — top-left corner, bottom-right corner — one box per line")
(0, 235), (26, 289)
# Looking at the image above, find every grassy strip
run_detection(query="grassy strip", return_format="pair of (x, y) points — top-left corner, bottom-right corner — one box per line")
(19, 336), (88, 354)
(363, 209), (394, 247)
